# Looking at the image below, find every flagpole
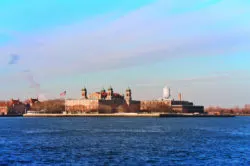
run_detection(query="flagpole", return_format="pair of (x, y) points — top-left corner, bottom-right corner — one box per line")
(64, 92), (66, 113)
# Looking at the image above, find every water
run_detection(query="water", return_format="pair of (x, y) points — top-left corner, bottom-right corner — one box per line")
(0, 117), (249, 165)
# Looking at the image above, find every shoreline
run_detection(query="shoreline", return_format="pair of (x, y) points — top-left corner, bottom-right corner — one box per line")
(160, 114), (235, 118)
(0, 115), (23, 117)
(22, 113), (238, 118)
(23, 113), (160, 117)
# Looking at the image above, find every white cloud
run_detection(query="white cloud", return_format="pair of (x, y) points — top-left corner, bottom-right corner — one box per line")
(1, 0), (250, 104)
(1, 0), (249, 78)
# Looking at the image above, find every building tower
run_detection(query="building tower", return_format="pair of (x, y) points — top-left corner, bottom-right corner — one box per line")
(125, 87), (132, 105)
(100, 87), (106, 100)
(81, 87), (87, 99)
(107, 85), (114, 100)
(178, 93), (182, 101)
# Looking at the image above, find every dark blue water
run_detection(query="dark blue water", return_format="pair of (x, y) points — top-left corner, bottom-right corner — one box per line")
(0, 117), (249, 165)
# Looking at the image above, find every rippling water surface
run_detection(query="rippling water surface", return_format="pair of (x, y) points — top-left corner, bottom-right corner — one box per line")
(0, 117), (250, 165)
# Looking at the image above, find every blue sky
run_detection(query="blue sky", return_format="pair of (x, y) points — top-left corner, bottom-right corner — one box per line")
(0, 0), (250, 107)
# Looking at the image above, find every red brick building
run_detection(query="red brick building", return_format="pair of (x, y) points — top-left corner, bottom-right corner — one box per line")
(0, 102), (8, 115)
(140, 100), (204, 113)
(8, 99), (26, 115)
(24, 98), (39, 107)
(66, 86), (140, 113)
(245, 104), (250, 109)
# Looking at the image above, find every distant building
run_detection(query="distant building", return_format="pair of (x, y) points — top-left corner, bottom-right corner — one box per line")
(245, 104), (250, 109)
(27, 98), (39, 106)
(24, 98), (40, 112)
(140, 99), (204, 113)
(0, 97), (41, 115)
(8, 99), (26, 115)
(66, 86), (204, 114)
(171, 100), (204, 113)
(66, 86), (140, 113)
(9, 98), (21, 106)
(140, 87), (204, 113)
(0, 102), (8, 115)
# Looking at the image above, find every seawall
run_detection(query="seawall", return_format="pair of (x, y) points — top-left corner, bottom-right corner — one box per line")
(23, 113), (160, 117)
(23, 113), (236, 118)
(0, 115), (23, 117)
(160, 114), (235, 118)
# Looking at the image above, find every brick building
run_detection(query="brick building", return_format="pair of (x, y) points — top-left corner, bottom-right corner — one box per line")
(245, 104), (250, 109)
(8, 99), (26, 115)
(27, 98), (39, 106)
(66, 86), (140, 113)
(0, 102), (8, 115)
(66, 86), (204, 114)
(140, 99), (204, 113)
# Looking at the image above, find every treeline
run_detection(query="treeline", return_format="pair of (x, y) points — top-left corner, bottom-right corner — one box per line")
(31, 99), (65, 114)
(205, 106), (250, 115)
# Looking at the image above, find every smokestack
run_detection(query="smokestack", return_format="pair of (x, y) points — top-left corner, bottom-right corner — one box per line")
(178, 93), (182, 101)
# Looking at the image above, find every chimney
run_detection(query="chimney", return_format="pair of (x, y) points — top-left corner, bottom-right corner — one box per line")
(178, 93), (182, 101)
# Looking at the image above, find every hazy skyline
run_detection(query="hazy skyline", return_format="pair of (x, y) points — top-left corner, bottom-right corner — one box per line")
(1, 0), (250, 107)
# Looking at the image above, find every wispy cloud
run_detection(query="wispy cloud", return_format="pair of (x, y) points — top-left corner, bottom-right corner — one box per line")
(23, 70), (40, 89)
(8, 54), (20, 65)
(1, 0), (249, 78)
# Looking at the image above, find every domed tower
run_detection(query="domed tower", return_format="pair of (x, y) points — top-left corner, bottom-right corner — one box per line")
(125, 87), (132, 104)
(107, 85), (114, 100)
(81, 87), (87, 99)
(100, 87), (106, 100)
(100, 87), (106, 93)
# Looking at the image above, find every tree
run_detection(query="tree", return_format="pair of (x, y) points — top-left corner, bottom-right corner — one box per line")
(31, 99), (65, 114)
(99, 105), (112, 113)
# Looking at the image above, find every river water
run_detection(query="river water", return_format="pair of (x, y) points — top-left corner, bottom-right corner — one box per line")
(0, 117), (249, 165)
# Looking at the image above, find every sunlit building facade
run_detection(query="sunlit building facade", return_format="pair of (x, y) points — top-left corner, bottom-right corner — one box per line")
(65, 86), (140, 113)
